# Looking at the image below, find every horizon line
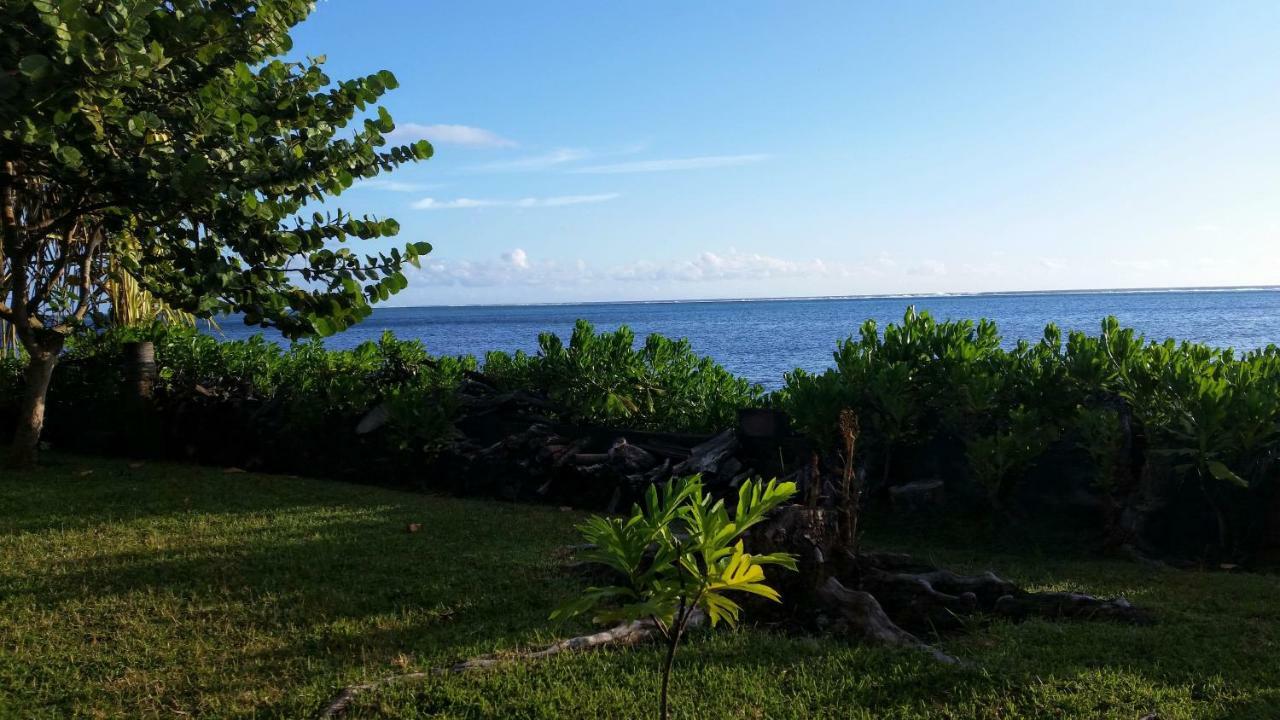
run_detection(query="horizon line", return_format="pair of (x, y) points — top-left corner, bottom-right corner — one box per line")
(381, 283), (1280, 310)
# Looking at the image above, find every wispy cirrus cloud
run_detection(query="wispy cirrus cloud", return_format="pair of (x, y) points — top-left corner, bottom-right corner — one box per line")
(465, 148), (589, 173)
(386, 123), (516, 148)
(569, 153), (770, 174)
(411, 193), (620, 210)
(353, 179), (445, 193)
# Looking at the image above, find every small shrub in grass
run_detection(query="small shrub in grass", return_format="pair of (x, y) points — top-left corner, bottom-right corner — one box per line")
(553, 475), (797, 720)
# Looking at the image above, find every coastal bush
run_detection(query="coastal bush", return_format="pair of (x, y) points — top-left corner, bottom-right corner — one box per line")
(17, 310), (1280, 558)
(778, 309), (1280, 556)
(484, 320), (763, 432)
(40, 326), (472, 476)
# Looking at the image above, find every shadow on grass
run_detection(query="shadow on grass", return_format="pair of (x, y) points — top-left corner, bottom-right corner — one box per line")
(2, 455), (1277, 718)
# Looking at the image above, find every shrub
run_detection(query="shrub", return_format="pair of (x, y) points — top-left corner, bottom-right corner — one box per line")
(777, 308), (1280, 556)
(37, 326), (473, 475)
(553, 475), (797, 720)
(484, 320), (762, 432)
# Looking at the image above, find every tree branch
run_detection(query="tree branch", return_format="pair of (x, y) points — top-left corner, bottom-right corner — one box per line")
(27, 221), (78, 305)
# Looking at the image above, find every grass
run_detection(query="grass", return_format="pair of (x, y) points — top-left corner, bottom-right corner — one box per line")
(0, 455), (1276, 719)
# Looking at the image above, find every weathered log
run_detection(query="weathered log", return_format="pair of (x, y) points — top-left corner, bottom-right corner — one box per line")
(673, 429), (739, 476)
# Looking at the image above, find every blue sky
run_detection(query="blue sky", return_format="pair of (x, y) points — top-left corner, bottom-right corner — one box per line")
(293, 1), (1280, 305)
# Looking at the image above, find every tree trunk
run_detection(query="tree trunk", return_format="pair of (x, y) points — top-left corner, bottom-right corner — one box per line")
(6, 336), (63, 469)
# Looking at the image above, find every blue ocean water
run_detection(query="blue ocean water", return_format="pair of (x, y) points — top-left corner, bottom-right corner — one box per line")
(212, 288), (1280, 389)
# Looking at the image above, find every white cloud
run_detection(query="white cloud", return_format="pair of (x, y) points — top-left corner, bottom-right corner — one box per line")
(610, 251), (835, 283)
(907, 260), (948, 277)
(1040, 257), (1068, 271)
(503, 248), (530, 269)
(570, 154), (771, 174)
(410, 249), (848, 290)
(1110, 258), (1172, 273)
(386, 123), (515, 148)
(411, 193), (620, 210)
(413, 249), (594, 288)
(959, 261), (1003, 276)
(467, 148), (589, 172)
(354, 179), (443, 193)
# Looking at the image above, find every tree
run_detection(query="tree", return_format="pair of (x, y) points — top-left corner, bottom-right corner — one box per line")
(553, 476), (797, 720)
(1, 0), (434, 467)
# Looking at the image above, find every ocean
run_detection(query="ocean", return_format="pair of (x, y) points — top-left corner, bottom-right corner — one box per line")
(212, 288), (1280, 389)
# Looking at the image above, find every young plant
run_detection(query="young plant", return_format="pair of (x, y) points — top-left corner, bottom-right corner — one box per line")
(837, 409), (863, 551)
(553, 475), (797, 720)
(1073, 405), (1127, 524)
(966, 406), (1060, 509)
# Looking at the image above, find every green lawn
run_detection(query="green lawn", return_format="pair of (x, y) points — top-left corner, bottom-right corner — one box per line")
(0, 456), (1276, 719)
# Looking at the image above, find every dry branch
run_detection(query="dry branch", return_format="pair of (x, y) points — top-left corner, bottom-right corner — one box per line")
(316, 616), (687, 719)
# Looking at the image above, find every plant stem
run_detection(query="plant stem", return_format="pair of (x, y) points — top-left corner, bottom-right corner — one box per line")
(659, 627), (678, 720)
(659, 598), (688, 720)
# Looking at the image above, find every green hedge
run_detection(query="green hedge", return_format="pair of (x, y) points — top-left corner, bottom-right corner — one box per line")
(778, 308), (1280, 554)
(6, 311), (1279, 558)
(483, 319), (763, 433)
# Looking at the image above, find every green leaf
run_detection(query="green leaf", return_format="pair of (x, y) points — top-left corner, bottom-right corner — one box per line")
(376, 106), (394, 133)
(18, 54), (52, 80)
(1207, 460), (1247, 487)
(56, 146), (82, 167)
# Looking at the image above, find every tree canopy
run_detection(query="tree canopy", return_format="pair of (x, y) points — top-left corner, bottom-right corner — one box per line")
(2, 0), (433, 340)
(1, 0), (434, 465)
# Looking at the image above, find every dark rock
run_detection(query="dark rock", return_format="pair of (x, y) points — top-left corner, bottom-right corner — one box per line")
(889, 479), (945, 513)
(737, 408), (790, 439)
(608, 439), (658, 474)
(355, 402), (391, 434)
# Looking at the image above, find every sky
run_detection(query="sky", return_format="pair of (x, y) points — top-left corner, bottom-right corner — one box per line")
(290, 1), (1280, 306)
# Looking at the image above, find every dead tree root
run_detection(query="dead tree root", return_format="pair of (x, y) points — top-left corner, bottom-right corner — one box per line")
(748, 506), (1151, 665)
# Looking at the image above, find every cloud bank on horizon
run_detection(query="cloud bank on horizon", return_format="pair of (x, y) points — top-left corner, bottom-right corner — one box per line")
(391, 246), (1280, 306)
